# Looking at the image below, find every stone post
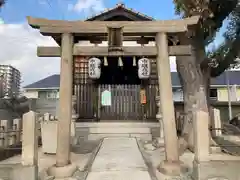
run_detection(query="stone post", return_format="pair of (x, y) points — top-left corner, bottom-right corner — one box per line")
(56, 33), (74, 167)
(0, 123), (3, 147)
(13, 118), (22, 144)
(20, 111), (38, 180)
(9, 124), (16, 146)
(44, 113), (50, 121)
(193, 110), (210, 162)
(155, 32), (182, 175)
(72, 95), (78, 120)
(156, 96), (164, 139)
(22, 111), (38, 166)
(211, 108), (222, 137)
(71, 95), (78, 144)
(1, 120), (10, 147)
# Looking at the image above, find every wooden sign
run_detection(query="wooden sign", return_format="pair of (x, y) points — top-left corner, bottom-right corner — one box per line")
(140, 89), (146, 104)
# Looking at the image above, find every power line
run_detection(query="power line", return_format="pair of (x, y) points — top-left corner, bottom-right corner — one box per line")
(45, 0), (65, 20)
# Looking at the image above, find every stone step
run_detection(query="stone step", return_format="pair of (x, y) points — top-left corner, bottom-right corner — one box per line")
(87, 127), (151, 134)
(75, 122), (159, 141)
(87, 133), (152, 141)
(76, 122), (159, 128)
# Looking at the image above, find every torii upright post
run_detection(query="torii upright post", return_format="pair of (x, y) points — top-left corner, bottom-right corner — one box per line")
(155, 32), (184, 176)
(48, 33), (77, 178)
(56, 33), (73, 167)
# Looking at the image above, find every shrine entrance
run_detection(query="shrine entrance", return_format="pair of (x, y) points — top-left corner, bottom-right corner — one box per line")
(97, 57), (143, 121)
(27, 2), (200, 173)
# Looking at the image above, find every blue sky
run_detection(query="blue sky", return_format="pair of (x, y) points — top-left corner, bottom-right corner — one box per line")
(0, 0), (226, 47)
(0, 0), (179, 23)
(0, 0), (227, 86)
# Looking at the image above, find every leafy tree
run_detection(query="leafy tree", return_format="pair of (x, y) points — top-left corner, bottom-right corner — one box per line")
(211, 3), (240, 76)
(173, 0), (238, 154)
(0, 0), (5, 7)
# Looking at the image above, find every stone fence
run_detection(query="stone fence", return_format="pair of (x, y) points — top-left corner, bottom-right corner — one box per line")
(0, 113), (54, 149)
(0, 118), (23, 148)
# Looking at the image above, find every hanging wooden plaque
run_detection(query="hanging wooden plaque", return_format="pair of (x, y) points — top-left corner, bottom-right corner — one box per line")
(140, 89), (147, 104)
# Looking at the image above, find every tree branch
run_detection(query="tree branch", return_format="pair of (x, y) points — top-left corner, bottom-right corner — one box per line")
(211, 36), (240, 77)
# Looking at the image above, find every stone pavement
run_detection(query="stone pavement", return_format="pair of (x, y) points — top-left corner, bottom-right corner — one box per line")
(86, 137), (152, 180)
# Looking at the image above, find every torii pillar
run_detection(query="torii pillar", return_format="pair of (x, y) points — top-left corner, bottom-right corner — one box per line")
(155, 32), (186, 176)
(48, 33), (77, 178)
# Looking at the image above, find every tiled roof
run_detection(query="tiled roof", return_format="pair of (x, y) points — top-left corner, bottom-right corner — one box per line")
(23, 74), (60, 89)
(211, 71), (240, 86)
(172, 71), (240, 87)
(86, 3), (154, 21)
(23, 71), (240, 89)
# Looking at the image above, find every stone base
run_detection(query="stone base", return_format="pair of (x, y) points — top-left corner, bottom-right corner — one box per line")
(192, 160), (240, 180)
(157, 160), (188, 176)
(156, 170), (192, 180)
(47, 163), (77, 178)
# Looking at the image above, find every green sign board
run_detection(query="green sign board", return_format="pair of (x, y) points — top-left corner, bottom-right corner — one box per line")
(101, 90), (111, 106)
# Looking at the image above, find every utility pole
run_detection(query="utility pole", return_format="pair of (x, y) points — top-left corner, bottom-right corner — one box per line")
(226, 70), (233, 121)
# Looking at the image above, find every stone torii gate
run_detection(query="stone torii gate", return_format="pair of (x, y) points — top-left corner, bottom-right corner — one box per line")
(27, 15), (208, 177)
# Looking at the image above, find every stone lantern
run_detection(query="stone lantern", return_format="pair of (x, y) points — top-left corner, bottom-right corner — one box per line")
(156, 94), (164, 139)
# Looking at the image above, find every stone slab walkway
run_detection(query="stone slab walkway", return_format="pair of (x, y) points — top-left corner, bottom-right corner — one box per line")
(86, 137), (152, 180)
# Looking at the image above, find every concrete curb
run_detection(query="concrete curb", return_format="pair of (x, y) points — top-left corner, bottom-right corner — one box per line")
(82, 138), (103, 180)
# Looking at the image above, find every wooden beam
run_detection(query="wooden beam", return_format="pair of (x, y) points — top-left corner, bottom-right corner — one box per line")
(37, 45), (192, 57)
(75, 36), (156, 42)
(37, 46), (60, 57)
(27, 16), (200, 35)
(39, 25), (187, 36)
(27, 16), (199, 28)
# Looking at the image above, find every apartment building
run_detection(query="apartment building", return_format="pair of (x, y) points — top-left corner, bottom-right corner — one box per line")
(0, 65), (21, 97)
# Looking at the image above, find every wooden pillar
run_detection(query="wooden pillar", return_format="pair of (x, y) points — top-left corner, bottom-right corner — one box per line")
(155, 32), (182, 175)
(56, 33), (74, 167)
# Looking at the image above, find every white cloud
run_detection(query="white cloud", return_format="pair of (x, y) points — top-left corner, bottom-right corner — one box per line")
(0, 23), (60, 87)
(38, 0), (48, 6)
(69, 0), (105, 15)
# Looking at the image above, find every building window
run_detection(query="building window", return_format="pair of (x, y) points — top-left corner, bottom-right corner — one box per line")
(38, 91), (47, 99)
(47, 91), (58, 99)
(38, 90), (59, 99)
(210, 89), (218, 100)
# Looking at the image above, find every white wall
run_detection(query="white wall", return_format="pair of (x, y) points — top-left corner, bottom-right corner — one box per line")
(23, 89), (60, 99)
(23, 90), (38, 98)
